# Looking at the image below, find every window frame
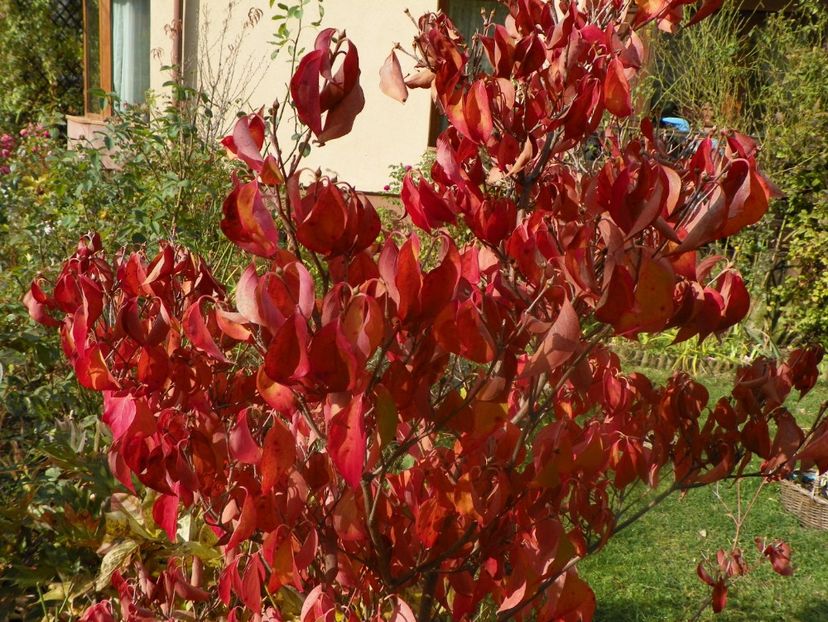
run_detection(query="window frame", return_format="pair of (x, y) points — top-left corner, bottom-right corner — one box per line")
(82, 0), (113, 118)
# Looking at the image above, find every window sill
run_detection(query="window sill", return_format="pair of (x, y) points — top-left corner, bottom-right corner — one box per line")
(65, 114), (117, 168)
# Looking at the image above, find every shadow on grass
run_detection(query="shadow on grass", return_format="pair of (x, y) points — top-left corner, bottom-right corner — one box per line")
(592, 594), (686, 622)
(593, 594), (828, 622)
(792, 599), (828, 622)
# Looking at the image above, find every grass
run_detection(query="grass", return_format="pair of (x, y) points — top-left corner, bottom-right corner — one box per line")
(579, 367), (828, 622)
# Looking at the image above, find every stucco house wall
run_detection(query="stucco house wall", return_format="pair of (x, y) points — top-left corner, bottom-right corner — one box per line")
(149, 1), (438, 192)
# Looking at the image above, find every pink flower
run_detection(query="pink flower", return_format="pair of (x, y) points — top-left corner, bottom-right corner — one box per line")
(404, 164), (412, 171)
(383, 184), (391, 191)
(0, 149), (9, 159)
(0, 165), (11, 175)
(19, 128), (27, 137)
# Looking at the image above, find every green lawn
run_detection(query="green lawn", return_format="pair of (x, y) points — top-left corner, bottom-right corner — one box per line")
(579, 368), (828, 622)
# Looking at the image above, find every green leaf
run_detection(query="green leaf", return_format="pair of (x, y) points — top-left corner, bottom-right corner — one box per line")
(95, 539), (138, 590)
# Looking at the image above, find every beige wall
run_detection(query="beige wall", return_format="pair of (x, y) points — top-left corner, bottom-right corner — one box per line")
(149, 0), (438, 192)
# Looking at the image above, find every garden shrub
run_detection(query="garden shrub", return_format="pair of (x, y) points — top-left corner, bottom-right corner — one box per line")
(23, 2), (828, 621)
(0, 0), (83, 130)
(643, 0), (828, 348)
(0, 87), (237, 617)
(753, 1), (828, 345)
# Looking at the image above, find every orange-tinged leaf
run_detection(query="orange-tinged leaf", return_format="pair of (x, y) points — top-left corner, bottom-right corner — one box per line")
(326, 394), (366, 489)
(230, 409), (262, 465)
(226, 491), (257, 550)
(261, 418), (295, 492)
(604, 57), (632, 117)
(464, 80), (494, 143)
(182, 296), (230, 363)
(523, 298), (580, 377)
(379, 50), (408, 103)
(257, 366), (296, 412)
(220, 180), (280, 258)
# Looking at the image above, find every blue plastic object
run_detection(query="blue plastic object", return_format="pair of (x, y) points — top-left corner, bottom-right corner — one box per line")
(661, 116), (691, 133)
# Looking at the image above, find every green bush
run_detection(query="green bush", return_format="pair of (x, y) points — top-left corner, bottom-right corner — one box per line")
(753, 2), (828, 345)
(643, 0), (828, 348)
(0, 86), (237, 616)
(0, 0), (83, 129)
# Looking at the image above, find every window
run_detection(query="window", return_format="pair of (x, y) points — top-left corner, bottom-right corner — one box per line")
(83, 0), (151, 116)
(446, 0), (508, 43)
(428, 0), (510, 144)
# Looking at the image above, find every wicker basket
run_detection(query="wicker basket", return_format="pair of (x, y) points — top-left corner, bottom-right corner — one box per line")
(779, 479), (828, 530)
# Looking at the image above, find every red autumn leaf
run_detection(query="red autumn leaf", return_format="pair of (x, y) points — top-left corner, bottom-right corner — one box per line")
(218, 558), (239, 606)
(757, 539), (793, 576)
(712, 579), (728, 613)
(291, 30), (365, 143)
(265, 525), (298, 592)
(80, 602), (115, 622)
(379, 50), (408, 103)
(294, 528), (318, 571)
(236, 264), (263, 325)
(264, 313), (310, 383)
(226, 491), (258, 551)
(226, 113), (266, 171)
(261, 418), (296, 493)
(716, 271), (750, 331)
(523, 298), (581, 376)
(102, 393), (137, 442)
(497, 579), (527, 613)
(137, 345), (168, 389)
(308, 320), (359, 392)
(469, 197), (517, 245)
(260, 153), (284, 186)
(230, 409), (262, 465)
(394, 236), (424, 322)
(464, 80), (494, 144)
(143, 244), (175, 285)
(291, 50), (325, 135)
(415, 496), (450, 548)
(632, 0), (670, 27)
(216, 309), (252, 342)
(152, 494), (179, 542)
(604, 57), (633, 117)
(256, 261), (315, 329)
(720, 159), (770, 237)
(240, 553), (264, 614)
(405, 67), (435, 89)
(389, 596), (417, 622)
(182, 296), (231, 363)
(326, 394), (367, 489)
(295, 182), (349, 256)
(221, 180), (280, 258)
(687, 0), (724, 27)
(433, 299), (497, 364)
(75, 343), (120, 391)
(596, 264), (636, 324)
(401, 173), (456, 232)
(257, 367), (296, 412)
(23, 285), (60, 327)
(420, 237), (461, 318)
(614, 254), (676, 335)
(317, 79), (365, 143)
(341, 294), (384, 361)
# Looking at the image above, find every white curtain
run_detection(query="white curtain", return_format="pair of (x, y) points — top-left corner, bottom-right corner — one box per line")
(112, 0), (151, 105)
